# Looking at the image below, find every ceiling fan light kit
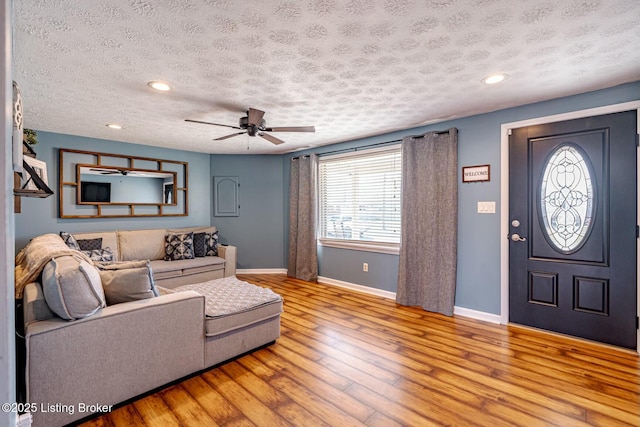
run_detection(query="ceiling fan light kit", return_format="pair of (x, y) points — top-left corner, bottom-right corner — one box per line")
(186, 108), (315, 146)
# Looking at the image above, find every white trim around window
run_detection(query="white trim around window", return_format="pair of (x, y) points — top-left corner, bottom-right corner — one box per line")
(318, 238), (400, 255)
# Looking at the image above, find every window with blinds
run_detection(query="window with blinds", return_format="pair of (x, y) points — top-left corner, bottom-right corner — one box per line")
(318, 146), (402, 252)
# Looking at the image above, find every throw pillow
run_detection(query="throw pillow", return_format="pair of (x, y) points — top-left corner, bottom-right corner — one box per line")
(82, 247), (115, 263)
(59, 231), (81, 251)
(96, 260), (159, 305)
(164, 232), (195, 261)
(77, 237), (102, 251)
(193, 232), (206, 257)
(193, 231), (218, 257)
(205, 231), (219, 257)
(41, 255), (106, 320)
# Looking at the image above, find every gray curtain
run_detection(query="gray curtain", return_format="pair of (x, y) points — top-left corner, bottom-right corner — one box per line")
(396, 129), (458, 316)
(288, 154), (318, 282)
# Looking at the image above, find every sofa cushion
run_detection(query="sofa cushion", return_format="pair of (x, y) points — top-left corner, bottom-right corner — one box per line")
(41, 255), (106, 321)
(148, 261), (183, 279)
(118, 229), (166, 261)
(82, 247), (115, 263)
(182, 258), (225, 276)
(96, 260), (159, 305)
(164, 232), (195, 261)
(151, 270), (182, 280)
(59, 231), (81, 251)
(73, 231), (120, 260)
(150, 256), (225, 273)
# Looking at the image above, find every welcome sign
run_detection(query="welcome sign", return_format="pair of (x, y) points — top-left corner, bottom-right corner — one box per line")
(462, 164), (490, 183)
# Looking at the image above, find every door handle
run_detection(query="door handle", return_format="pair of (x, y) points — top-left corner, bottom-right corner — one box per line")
(510, 233), (527, 242)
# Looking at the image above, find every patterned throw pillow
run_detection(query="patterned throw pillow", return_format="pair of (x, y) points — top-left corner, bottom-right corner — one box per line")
(164, 232), (195, 261)
(193, 231), (219, 257)
(59, 231), (81, 251)
(206, 231), (219, 256)
(82, 247), (115, 263)
(77, 238), (102, 251)
(193, 232), (207, 257)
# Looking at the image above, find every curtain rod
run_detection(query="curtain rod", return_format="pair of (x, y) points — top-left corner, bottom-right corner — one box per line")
(291, 140), (395, 160)
(291, 128), (452, 159)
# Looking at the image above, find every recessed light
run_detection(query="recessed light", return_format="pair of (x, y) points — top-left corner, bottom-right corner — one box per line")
(147, 80), (171, 91)
(484, 74), (506, 85)
(106, 124), (122, 129)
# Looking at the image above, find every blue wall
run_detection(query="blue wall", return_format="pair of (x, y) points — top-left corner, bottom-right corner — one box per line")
(210, 155), (285, 270)
(14, 132), (211, 249)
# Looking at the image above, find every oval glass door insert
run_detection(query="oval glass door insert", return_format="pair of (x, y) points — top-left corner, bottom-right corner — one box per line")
(539, 144), (596, 253)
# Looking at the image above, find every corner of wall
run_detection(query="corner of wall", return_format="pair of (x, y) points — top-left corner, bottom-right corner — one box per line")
(1, 1), (17, 425)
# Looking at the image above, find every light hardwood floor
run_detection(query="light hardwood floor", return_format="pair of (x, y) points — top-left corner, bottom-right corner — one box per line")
(80, 274), (640, 427)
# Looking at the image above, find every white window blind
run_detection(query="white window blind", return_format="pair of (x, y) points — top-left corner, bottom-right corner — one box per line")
(318, 146), (402, 249)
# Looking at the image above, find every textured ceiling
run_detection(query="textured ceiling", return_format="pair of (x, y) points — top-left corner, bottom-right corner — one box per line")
(13, 0), (640, 154)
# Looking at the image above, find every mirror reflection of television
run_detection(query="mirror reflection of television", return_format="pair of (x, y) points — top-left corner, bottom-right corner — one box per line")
(81, 181), (111, 203)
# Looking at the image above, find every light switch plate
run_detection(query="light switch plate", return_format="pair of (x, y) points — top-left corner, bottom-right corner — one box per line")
(477, 201), (496, 214)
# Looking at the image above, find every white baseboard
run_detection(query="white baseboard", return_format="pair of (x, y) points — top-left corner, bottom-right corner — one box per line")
(239, 271), (501, 325)
(319, 276), (501, 324)
(236, 268), (287, 275)
(318, 276), (397, 300)
(453, 306), (502, 324)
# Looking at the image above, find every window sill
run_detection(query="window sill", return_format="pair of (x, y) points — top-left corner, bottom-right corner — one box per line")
(318, 239), (400, 255)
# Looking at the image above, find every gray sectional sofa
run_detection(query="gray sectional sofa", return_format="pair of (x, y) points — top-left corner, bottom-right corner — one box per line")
(17, 227), (283, 427)
(70, 226), (237, 287)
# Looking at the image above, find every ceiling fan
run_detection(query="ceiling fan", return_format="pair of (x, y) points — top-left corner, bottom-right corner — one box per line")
(185, 108), (315, 145)
(89, 168), (136, 176)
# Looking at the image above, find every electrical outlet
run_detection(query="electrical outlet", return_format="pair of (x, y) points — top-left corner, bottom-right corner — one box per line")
(363, 263), (368, 272)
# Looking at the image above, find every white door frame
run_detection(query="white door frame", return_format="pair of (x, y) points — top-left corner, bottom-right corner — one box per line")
(500, 100), (640, 353)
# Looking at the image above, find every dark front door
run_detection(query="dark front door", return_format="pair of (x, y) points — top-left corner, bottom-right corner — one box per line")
(509, 111), (637, 349)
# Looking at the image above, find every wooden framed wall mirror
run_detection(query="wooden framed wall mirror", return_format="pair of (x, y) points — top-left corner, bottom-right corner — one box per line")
(59, 149), (188, 218)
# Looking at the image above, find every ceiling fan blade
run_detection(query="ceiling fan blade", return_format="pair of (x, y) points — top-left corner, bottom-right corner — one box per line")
(214, 132), (246, 141)
(265, 126), (315, 133)
(247, 108), (265, 126)
(259, 132), (285, 145)
(185, 119), (242, 130)
(90, 168), (116, 173)
(89, 167), (121, 175)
